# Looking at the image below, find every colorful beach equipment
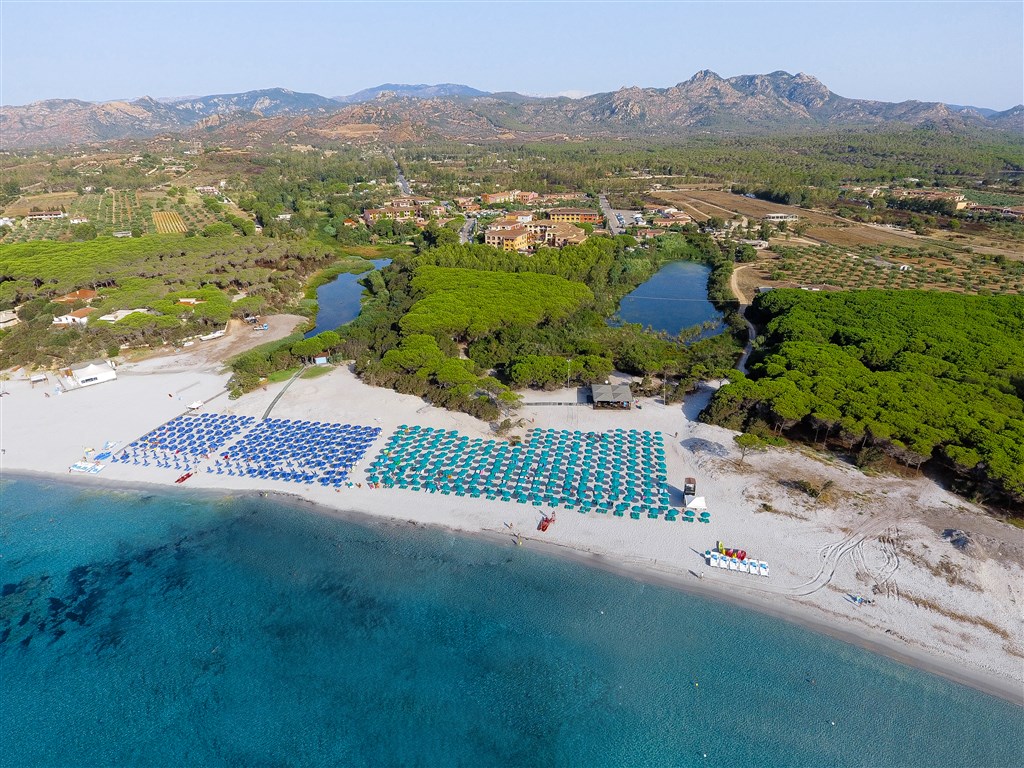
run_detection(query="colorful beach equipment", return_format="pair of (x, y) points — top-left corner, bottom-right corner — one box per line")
(366, 426), (679, 520)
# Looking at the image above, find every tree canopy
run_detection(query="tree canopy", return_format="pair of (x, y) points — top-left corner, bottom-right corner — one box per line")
(704, 289), (1024, 509)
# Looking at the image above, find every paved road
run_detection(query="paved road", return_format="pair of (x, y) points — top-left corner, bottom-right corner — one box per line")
(394, 159), (412, 195)
(458, 217), (476, 244)
(598, 194), (623, 234)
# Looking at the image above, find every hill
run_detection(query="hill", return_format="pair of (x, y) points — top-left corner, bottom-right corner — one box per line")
(2, 72), (1020, 149)
(337, 83), (489, 103)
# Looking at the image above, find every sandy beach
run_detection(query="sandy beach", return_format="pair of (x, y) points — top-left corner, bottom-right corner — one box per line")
(3, 338), (1022, 704)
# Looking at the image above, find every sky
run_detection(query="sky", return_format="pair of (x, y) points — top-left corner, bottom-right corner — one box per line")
(1, 1), (1022, 110)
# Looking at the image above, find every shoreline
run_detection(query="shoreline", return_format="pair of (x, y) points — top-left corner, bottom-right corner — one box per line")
(6, 467), (1021, 706)
(3, 359), (1022, 708)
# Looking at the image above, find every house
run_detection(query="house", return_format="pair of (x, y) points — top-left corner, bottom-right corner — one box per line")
(98, 308), (153, 323)
(275, 213), (293, 221)
(454, 196), (477, 208)
(762, 213), (799, 223)
(482, 191), (516, 205)
(547, 208), (603, 225)
(363, 206), (417, 225)
(508, 211), (534, 224)
(484, 227), (530, 251)
(176, 297), (206, 306)
(487, 218), (524, 232)
(112, 231), (133, 238)
(0, 217), (15, 228)
(54, 289), (98, 304)
(53, 308), (98, 326)
(591, 383), (632, 410)
(342, 218), (359, 228)
(514, 191), (539, 204)
(69, 217), (89, 225)
(69, 359), (117, 388)
(195, 186), (219, 196)
(24, 211), (66, 222)
(525, 221), (588, 247)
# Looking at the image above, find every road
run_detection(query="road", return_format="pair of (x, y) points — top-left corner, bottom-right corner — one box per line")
(599, 194), (643, 234)
(395, 162), (412, 196)
(458, 216), (476, 244)
(598, 194), (623, 234)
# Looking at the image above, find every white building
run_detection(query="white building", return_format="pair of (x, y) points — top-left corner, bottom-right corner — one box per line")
(98, 308), (152, 323)
(0, 309), (20, 328)
(69, 360), (117, 388)
(53, 308), (97, 326)
(763, 213), (799, 223)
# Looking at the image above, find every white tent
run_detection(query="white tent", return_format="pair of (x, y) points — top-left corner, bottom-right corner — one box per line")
(685, 496), (708, 512)
(69, 360), (117, 388)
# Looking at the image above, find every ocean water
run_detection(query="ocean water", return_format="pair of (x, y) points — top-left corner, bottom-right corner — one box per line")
(1, 477), (1021, 768)
(615, 260), (724, 339)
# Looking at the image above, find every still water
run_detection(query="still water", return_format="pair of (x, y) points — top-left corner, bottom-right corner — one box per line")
(305, 258), (390, 337)
(615, 260), (724, 339)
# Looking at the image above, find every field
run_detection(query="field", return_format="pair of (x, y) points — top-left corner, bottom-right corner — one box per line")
(0, 188), (240, 244)
(3, 192), (79, 217)
(152, 211), (187, 234)
(656, 187), (1024, 257)
(745, 244), (1023, 296)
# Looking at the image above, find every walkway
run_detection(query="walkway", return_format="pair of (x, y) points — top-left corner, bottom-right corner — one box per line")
(262, 366), (306, 420)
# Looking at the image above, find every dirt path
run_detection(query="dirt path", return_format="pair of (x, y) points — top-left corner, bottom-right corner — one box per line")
(729, 264), (758, 373)
(730, 264), (753, 305)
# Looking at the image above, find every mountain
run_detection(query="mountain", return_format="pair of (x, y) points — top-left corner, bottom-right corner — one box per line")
(337, 83), (489, 103)
(947, 104), (999, 118)
(2, 73), (1019, 150)
(165, 87), (340, 116)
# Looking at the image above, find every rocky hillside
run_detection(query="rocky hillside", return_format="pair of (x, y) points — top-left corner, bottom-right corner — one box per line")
(337, 83), (488, 103)
(2, 73), (1019, 149)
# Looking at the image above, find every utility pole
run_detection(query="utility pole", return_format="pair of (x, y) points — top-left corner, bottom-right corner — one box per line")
(566, 358), (572, 391)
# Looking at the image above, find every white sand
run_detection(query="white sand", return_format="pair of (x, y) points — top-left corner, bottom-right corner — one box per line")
(2, 352), (1022, 703)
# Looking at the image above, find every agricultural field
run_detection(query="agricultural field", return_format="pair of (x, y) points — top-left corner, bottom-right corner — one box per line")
(0, 188), (250, 243)
(3, 192), (80, 217)
(152, 211), (187, 233)
(962, 190), (1024, 207)
(746, 244), (1024, 295)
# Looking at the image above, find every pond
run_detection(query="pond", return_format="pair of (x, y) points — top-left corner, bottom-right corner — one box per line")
(613, 260), (724, 340)
(305, 259), (390, 338)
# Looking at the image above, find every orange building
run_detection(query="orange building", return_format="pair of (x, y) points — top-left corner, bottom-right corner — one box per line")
(484, 227), (529, 251)
(547, 208), (603, 224)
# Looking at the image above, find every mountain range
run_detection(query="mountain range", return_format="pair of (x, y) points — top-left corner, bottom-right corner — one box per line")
(1, 72), (1020, 150)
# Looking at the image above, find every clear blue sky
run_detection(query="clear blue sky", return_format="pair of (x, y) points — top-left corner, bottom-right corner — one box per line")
(2, 1), (1021, 109)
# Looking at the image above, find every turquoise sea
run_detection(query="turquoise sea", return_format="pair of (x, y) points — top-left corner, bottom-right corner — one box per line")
(1, 476), (1021, 767)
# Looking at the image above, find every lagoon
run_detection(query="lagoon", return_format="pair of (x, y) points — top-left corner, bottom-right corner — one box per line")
(615, 260), (724, 339)
(305, 258), (390, 338)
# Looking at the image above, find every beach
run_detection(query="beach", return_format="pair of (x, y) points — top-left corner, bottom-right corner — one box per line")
(3, 333), (1022, 704)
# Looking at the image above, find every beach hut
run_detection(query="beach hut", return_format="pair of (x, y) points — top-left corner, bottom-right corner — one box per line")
(591, 383), (632, 410)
